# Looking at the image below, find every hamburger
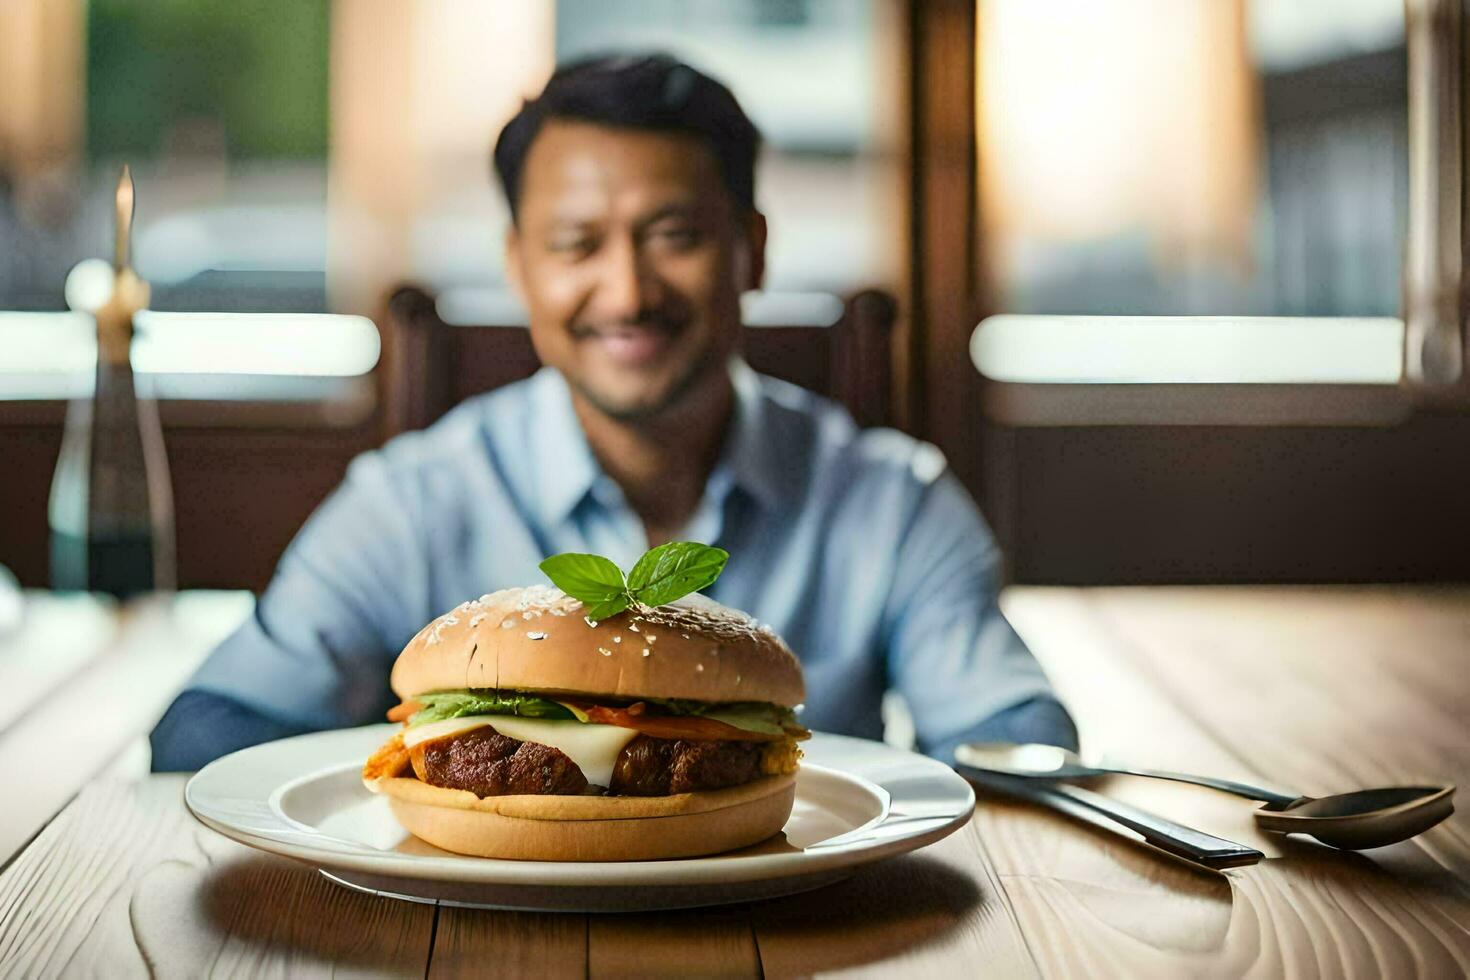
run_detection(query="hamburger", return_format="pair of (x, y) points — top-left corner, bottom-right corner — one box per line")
(361, 584), (809, 861)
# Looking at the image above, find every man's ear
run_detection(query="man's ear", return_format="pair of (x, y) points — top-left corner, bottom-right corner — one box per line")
(744, 211), (768, 292)
(504, 225), (525, 301)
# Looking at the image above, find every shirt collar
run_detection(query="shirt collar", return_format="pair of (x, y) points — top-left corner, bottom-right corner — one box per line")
(525, 358), (791, 530)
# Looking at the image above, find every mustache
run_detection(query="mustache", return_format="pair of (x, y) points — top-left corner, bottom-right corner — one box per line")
(569, 310), (687, 337)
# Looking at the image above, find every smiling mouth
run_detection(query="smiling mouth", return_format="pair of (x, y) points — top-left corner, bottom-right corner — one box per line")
(578, 322), (681, 367)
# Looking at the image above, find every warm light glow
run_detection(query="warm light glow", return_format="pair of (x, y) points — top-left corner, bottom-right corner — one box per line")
(977, 0), (1257, 269)
(0, 311), (381, 378)
(327, 0), (555, 314)
(64, 259), (115, 313)
(114, 165), (135, 270)
(971, 315), (1403, 384)
(0, 0), (83, 177)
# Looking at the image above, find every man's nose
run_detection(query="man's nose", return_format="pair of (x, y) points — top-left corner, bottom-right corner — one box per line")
(597, 236), (661, 322)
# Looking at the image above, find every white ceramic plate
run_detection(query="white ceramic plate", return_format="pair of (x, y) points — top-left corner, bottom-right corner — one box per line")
(186, 724), (975, 912)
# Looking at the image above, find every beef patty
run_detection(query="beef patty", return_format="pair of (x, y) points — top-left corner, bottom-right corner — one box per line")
(412, 729), (765, 797)
(412, 727), (589, 796)
(610, 735), (765, 795)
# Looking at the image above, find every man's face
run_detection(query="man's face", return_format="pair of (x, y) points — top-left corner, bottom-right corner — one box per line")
(507, 121), (764, 421)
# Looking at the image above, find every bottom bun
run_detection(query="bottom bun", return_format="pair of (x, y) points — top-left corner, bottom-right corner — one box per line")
(366, 773), (797, 861)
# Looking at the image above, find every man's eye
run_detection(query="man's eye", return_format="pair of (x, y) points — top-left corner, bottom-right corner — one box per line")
(548, 236), (596, 256)
(651, 226), (701, 248)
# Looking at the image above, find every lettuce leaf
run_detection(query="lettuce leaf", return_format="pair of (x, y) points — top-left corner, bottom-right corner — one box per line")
(408, 689), (802, 737)
(647, 698), (801, 736)
(408, 690), (576, 726)
(553, 700), (591, 723)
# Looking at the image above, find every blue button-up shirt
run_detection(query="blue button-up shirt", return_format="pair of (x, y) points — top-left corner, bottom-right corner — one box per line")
(177, 361), (1066, 762)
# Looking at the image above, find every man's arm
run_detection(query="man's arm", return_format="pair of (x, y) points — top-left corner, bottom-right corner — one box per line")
(150, 451), (430, 771)
(883, 466), (1078, 764)
(150, 690), (312, 772)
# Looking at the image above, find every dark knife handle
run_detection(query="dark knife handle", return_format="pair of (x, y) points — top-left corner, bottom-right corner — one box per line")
(957, 766), (1263, 871)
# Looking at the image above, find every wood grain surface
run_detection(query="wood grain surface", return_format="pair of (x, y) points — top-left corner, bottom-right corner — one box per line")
(0, 594), (116, 726)
(0, 592), (251, 866)
(428, 908), (587, 978)
(0, 778), (435, 978)
(2, 587), (1467, 978)
(1003, 587), (1470, 978)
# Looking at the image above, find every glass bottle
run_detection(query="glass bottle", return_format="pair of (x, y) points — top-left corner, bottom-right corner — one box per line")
(48, 167), (175, 596)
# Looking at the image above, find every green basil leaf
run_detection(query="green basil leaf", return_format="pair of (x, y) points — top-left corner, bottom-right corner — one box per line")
(628, 542), (729, 608)
(582, 594), (631, 624)
(538, 553), (626, 603)
(627, 541), (696, 592)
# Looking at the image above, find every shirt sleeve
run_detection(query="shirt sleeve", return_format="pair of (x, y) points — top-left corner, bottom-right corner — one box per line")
(164, 449), (431, 736)
(149, 690), (313, 772)
(883, 467), (1075, 762)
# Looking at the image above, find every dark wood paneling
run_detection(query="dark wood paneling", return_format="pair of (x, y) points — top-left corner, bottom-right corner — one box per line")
(0, 413), (375, 591)
(909, 0), (984, 494)
(989, 415), (1470, 584)
(1, 427), (69, 590)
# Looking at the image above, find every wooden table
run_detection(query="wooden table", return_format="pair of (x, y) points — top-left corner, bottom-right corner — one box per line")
(2, 586), (1467, 977)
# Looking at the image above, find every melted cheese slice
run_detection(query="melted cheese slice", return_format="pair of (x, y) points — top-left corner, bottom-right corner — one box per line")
(402, 716), (497, 749)
(401, 716), (640, 788)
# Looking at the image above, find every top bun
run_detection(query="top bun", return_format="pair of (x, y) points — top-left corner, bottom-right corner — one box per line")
(391, 586), (805, 707)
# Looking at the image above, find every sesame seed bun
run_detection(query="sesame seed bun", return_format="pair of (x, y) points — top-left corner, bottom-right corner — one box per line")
(390, 586), (805, 707)
(372, 772), (797, 861)
(370, 587), (805, 860)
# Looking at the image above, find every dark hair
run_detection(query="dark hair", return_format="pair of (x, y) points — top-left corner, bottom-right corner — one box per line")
(494, 53), (761, 222)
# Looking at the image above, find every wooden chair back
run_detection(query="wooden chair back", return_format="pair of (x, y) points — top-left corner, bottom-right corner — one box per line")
(378, 285), (897, 438)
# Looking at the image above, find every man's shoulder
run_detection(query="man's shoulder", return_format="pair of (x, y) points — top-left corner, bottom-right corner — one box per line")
(750, 371), (951, 491)
(360, 374), (542, 476)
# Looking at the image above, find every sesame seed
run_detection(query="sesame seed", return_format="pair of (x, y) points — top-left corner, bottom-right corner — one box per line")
(695, 663), (705, 672)
(646, 635), (657, 644)
(599, 647), (613, 656)
(613, 636), (622, 644)
(584, 616), (599, 628)
(642, 650), (651, 658)
(628, 623), (640, 632)
(527, 631), (548, 640)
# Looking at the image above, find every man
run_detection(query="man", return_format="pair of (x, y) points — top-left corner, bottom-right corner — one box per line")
(151, 54), (1076, 771)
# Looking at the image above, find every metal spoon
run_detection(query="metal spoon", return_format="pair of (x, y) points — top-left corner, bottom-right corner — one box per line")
(955, 742), (1455, 850)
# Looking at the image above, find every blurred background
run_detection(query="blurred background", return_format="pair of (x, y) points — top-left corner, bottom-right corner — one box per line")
(2, 0), (1466, 591)
(0, 0), (1402, 317)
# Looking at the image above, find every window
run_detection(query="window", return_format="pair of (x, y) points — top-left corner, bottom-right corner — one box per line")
(1, 0), (330, 315)
(554, 0), (903, 294)
(977, 0), (1404, 318)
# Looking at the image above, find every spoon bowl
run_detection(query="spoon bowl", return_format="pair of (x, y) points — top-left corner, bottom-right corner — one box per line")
(955, 743), (1455, 850)
(1255, 785), (1456, 849)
